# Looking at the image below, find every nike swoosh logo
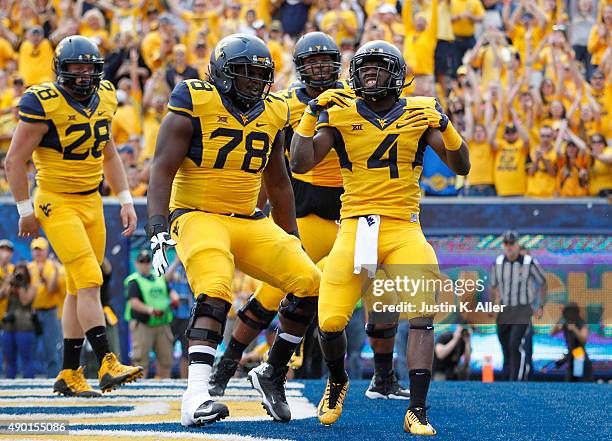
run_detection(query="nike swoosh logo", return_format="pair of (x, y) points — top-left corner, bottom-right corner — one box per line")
(200, 403), (213, 413)
(97, 111), (105, 116)
(396, 123), (410, 129)
(255, 122), (266, 127)
(95, 334), (104, 338)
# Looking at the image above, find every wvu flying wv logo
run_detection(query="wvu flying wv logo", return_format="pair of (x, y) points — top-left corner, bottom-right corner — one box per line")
(214, 42), (228, 60)
(39, 203), (51, 217)
(2, 379), (317, 439)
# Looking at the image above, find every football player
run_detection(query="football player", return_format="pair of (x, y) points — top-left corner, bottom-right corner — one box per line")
(146, 34), (321, 426)
(291, 40), (470, 435)
(5, 35), (142, 397)
(209, 31), (410, 401)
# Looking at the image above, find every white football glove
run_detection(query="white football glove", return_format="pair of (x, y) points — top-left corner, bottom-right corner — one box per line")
(150, 232), (176, 277)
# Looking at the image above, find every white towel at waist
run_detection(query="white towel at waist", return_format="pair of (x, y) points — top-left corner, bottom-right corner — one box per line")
(353, 215), (380, 278)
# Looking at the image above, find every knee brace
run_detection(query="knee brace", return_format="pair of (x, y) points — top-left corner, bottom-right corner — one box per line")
(237, 297), (277, 330)
(365, 323), (398, 339)
(410, 317), (434, 331)
(279, 293), (317, 325)
(185, 294), (231, 344)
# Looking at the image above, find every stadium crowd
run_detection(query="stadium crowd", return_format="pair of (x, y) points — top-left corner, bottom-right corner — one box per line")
(0, 0), (608, 198)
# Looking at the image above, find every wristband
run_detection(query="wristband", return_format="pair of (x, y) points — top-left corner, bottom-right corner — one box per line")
(145, 214), (168, 239)
(295, 111), (318, 138)
(441, 121), (463, 151)
(118, 190), (133, 206)
(16, 199), (34, 218)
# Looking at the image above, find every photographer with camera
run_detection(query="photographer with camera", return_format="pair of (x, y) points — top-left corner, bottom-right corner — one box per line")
(0, 239), (15, 305)
(433, 321), (472, 381)
(0, 261), (37, 378)
(550, 303), (592, 382)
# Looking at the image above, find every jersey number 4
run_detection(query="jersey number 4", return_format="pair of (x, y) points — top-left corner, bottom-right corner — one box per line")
(210, 128), (270, 173)
(339, 134), (400, 179)
(63, 120), (109, 160)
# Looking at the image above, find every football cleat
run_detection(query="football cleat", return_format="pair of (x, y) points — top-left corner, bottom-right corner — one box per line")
(181, 389), (229, 426)
(248, 362), (291, 422)
(365, 371), (410, 400)
(98, 352), (143, 392)
(208, 358), (239, 397)
(404, 407), (437, 436)
(317, 378), (349, 426)
(53, 366), (101, 397)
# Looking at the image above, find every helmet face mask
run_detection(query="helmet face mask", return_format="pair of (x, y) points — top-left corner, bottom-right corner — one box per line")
(350, 41), (406, 101)
(293, 32), (341, 90)
(296, 53), (341, 90)
(54, 36), (104, 100)
(209, 35), (275, 109)
(226, 61), (274, 108)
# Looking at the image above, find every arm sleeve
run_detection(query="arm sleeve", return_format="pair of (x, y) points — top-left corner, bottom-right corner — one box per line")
(127, 280), (143, 301)
(168, 81), (194, 117)
(18, 92), (46, 122)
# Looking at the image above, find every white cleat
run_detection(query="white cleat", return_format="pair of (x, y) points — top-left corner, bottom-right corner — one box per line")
(181, 389), (229, 427)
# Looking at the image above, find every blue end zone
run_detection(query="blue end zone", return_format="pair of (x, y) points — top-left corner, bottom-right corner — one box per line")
(54, 380), (611, 441)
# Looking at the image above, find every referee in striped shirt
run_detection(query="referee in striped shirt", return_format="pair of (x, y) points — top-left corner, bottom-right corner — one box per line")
(490, 230), (547, 381)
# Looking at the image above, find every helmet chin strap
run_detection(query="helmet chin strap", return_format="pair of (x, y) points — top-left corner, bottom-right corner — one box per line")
(229, 87), (260, 112)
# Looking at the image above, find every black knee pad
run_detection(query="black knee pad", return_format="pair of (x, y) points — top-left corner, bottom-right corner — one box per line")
(185, 294), (231, 344)
(279, 293), (317, 325)
(365, 323), (398, 339)
(237, 297), (277, 330)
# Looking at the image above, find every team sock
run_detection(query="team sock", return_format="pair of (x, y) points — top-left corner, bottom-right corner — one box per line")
(85, 326), (110, 365)
(409, 369), (431, 409)
(63, 338), (84, 371)
(223, 337), (248, 362)
(267, 330), (303, 370)
(374, 352), (394, 377)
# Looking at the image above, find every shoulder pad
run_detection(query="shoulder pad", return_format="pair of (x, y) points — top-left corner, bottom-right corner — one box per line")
(19, 83), (61, 120)
(99, 80), (116, 93)
(405, 96), (437, 109)
(169, 79), (215, 117)
(98, 80), (118, 111)
(265, 95), (290, 128)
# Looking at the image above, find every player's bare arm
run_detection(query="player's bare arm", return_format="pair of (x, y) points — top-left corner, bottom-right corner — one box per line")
(4, 120), (48, 238)
(146, 111), (191, 276)
(262, 130), (300, 234)
(147, 112), (192, 220)
(102, 136), (137, 237)
(290, 87), (353, 173)
(290, 126), (334, 174)
(425, 128), (471, 176)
